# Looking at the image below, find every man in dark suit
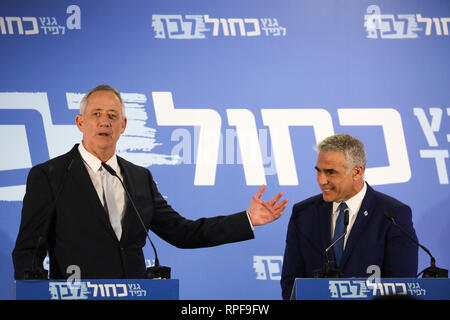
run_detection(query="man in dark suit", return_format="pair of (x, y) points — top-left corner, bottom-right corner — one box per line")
(281, 133), (418, 300)
(12, 84), (288, 280)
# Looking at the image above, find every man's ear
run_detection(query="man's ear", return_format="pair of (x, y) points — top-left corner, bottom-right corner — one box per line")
(120, 116), (127, 134)
(75, 114), (84, 132)
(353, 165), (364, 180)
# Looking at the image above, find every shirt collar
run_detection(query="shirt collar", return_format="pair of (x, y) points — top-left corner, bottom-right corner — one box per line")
(78, 142), (120, 174)
(332, 181), (367, 216)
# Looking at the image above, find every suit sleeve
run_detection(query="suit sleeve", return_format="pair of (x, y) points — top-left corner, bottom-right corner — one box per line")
(146, 171), (255, 249)
(12, 165), (53, 279)
(383, 205), (418, 277)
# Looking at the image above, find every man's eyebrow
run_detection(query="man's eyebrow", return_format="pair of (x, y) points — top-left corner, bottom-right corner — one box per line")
(91, 108), (119, 113)
(315, 166), (336, 173)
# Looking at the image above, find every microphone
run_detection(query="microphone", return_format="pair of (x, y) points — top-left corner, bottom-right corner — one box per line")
(384, 211), (448, 278)
(24, 158), (74, 280)
(313, 208), (349, 278)
(101, 162), (171, 279)
(325, 209), (349, 256)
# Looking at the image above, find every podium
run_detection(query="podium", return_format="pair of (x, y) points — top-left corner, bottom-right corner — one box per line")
(291, 278), (450, 300)
(15, 279), (179, 300)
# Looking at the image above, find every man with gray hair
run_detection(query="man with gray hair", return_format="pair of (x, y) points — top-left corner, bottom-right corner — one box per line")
(281, 133), (418, 299)
(13, 84), (288, 281)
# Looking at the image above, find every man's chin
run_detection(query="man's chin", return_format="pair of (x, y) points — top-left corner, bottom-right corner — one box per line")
(85, 141), (116, 156)
(93, 137), (116, 149)
(321, 192), (336, 203)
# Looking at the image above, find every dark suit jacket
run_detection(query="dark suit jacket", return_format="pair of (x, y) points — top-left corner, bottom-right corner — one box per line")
(281, 184), (418, 299)
(12, 144), (254, 279)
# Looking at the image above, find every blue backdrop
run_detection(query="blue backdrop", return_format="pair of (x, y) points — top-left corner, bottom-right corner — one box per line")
(1, 0), (449, 300)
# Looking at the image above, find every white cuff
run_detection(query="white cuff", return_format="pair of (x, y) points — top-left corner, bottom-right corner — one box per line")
(246, 210), (255, 231)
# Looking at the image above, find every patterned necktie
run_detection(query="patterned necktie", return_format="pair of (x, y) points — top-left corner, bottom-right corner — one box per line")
(333, 202), (347, 267)
(101, 167), (122, 240)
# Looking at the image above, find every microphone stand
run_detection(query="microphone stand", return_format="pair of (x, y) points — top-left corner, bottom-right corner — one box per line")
(417, 258), (448, 278)
(23, 158), (74, 280)
(101, 162), (171, 279)
(24, 236), (48, 280)
(313, 232), (346, 278)
(313, 209), (349, 278)
(383, 211), (448, 278)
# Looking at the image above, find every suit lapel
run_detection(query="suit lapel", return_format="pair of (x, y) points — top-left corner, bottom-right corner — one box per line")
(340, 185), (376, 269)
(318, 199), (333, 255)
(69, 145), (118, 240)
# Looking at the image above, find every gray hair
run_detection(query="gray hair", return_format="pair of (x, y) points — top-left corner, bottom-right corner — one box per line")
(79, 84), (125, 116)
(317, 133), (367, 170)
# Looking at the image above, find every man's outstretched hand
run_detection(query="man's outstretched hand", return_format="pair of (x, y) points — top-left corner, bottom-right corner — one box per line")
(247, 185), (288, 226)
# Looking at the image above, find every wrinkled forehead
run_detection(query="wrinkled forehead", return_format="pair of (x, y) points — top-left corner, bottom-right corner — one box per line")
(316, 151), (350, 169)
(85, 90), (125, 115)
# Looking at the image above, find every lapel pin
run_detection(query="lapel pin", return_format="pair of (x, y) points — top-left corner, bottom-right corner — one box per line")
(363, 210), (368, 217)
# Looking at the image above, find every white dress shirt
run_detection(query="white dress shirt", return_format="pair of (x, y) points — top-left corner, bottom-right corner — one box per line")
(79, 143), (254, 235)
(78, 143), (126, 224)
(331, 182), (367, 248)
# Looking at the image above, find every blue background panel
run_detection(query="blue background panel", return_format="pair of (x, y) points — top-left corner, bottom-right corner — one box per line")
(0, 0), (449, 299)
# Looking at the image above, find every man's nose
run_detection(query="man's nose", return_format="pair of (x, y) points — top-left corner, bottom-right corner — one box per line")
(98, 114), (111, 126)
(317, 172), (327, 185)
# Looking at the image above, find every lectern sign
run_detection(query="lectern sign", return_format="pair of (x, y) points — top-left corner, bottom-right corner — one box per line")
(292, 278), (450, 300)
(15, 279), (179, 300)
